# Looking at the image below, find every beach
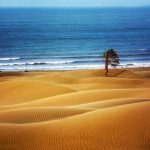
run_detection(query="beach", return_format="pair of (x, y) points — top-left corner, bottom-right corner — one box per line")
(0, 68), (149, 149)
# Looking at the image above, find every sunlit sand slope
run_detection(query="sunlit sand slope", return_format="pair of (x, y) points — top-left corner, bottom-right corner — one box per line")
(0, 69), (149, 150)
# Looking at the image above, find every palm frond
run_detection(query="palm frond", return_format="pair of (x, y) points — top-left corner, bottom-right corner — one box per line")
(103, 48), (120, 67)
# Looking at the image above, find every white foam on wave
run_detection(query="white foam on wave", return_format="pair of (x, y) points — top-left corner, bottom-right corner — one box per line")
(0, 57), (20, 61)
(138, 49), (147, 51)
(125, 62), (150, 68)
(0, 61), (150, 71)
(0, 60), (76, 66)
(0, 64), (104, 71)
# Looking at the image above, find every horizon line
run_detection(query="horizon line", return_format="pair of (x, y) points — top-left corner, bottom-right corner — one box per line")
(0, 6), (150, 9)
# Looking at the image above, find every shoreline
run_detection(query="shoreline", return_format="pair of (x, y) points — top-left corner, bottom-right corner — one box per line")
(1, 61), (150, 73)
(1, 66), (150, 73)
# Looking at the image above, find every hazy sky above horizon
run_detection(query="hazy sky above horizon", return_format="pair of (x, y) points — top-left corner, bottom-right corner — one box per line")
(0, 0), (150, 7)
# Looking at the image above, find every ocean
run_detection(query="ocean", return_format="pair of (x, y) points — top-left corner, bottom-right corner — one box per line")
(0, 7), (150, 71)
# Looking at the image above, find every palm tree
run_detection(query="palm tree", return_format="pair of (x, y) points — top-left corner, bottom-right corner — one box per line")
(102, 48), (120, 76)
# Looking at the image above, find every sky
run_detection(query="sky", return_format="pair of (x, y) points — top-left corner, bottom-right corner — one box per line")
(0, 0), (150, 7)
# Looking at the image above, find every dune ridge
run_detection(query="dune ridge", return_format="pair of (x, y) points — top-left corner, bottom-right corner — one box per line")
(0, 69), (150, 150)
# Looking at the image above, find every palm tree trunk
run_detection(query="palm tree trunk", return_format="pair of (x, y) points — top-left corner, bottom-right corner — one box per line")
(105, 59), (108, 77)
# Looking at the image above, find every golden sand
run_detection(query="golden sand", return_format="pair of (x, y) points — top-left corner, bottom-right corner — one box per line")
(0, 69), (150, 150)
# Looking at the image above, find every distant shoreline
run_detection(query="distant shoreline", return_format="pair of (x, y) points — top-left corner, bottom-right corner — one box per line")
(1, 67), (150, 73)
(0, 6), (150, 9)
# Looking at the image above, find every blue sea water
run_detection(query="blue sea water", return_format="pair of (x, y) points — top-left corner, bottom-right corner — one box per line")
(0, 7), (150, 71)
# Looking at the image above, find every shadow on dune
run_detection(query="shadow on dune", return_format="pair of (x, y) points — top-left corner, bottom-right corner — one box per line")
(111, 70), (127, 77)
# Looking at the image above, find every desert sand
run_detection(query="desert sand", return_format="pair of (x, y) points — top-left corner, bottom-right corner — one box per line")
(0, 68), (150, 150)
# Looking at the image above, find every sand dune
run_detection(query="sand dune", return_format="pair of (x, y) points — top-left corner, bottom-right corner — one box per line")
(0, 80), (75, 105)
(0, 107), (91, 124)
(0, 69), (149, 149)
(0, 102), (149, 150)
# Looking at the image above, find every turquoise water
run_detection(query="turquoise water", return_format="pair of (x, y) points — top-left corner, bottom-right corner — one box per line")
(0, 7), (150, 71)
